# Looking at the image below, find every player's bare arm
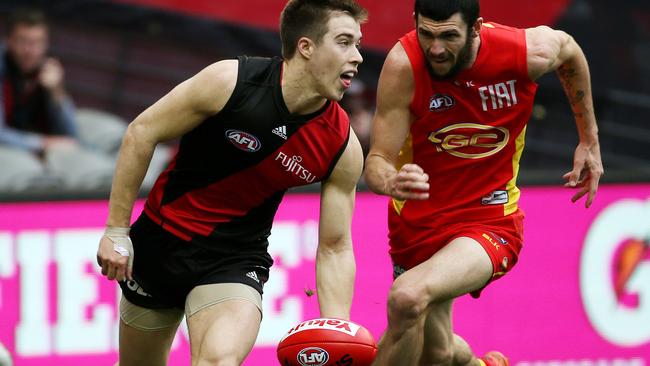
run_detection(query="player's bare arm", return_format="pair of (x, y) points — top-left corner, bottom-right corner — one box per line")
(526, 26), (603, 208)
(97, 60), (239, 282)
(317, 130), (364, 320)
(364, 43), (429, 201)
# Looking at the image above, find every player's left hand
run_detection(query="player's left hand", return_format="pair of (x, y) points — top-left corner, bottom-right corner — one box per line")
(563, 140), (604, 208)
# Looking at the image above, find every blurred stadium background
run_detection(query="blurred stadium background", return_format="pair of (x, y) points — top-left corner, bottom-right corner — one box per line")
(0, 0), (649, 365)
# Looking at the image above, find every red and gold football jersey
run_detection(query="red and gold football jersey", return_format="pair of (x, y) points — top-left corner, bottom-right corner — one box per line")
(389, 23), (537, 250)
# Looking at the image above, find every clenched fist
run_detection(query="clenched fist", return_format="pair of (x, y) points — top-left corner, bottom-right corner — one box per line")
(96, 227), (134, 282)
(387, 163), (430, 201)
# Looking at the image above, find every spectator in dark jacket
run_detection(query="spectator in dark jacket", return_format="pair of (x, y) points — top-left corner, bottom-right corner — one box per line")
(0, 8), (123, 192)
(0, 8), (78, 153)
(0, 8), (174, 193)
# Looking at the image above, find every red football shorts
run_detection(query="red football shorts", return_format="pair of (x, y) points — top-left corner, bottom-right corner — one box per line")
(389, 210), (525, 297)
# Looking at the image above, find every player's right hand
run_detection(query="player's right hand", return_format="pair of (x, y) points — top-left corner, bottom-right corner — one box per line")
(97, 227), (133, 282)
(388, 163), (430, 200)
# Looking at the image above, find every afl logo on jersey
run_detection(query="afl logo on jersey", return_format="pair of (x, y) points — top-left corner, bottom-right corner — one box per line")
(428, 123), (509, 159)
(429, 94), (455, 112)
(226, 129), (261, 152)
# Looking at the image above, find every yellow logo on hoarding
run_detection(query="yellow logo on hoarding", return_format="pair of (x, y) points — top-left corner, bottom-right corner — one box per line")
(428, 123), (509, 159)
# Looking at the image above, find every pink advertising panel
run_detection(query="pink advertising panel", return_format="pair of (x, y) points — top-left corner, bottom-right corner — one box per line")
(0, 184), (649, 365)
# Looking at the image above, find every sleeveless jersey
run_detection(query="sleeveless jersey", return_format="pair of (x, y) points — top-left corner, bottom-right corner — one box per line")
(390, 23), (537, 247)
(144, 56), (350, 242)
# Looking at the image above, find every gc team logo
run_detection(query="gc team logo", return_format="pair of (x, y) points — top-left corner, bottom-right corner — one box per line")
(428, 123), (509, 159)
(225, 129), (261, 152)
(297, 347), (329, 366)
(581, 198), (650, 347)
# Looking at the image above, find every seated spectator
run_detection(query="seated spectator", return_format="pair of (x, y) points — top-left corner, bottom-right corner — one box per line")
(0, 8), (169, 193)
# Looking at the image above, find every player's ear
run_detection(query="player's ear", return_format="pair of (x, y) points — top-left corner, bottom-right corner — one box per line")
(471, 17), (483, 38)
(297, 37), (314, 60)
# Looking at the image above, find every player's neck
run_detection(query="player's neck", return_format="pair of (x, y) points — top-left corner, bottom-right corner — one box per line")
(465, 32), (482, 70)
(281, 59), (328, 116)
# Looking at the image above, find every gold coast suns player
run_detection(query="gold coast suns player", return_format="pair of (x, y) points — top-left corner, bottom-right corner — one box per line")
(365, 0), (603, 365)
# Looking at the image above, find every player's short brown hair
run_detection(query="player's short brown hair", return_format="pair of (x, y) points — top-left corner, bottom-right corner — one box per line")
(280, 0), (367, 59)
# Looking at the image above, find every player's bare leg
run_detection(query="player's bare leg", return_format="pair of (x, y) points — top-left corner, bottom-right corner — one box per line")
(118, 318), (180, 366)
(420, 298), (482, 366)
(187, 299), (261, 366)
(374, 300), (426, 366)
(419, 301), (478, 366)
(116, 296), (184, 366)
(372, 237), (493, 366)
(450, 334), (479, 366)
(117, 320), (177, 366)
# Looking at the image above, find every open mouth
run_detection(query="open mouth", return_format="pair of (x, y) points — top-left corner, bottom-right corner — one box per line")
(340, 71), (356, 88)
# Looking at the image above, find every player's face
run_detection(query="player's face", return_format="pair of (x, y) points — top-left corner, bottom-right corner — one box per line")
(309, 12), (363, 101)
(7, 24), (48, 74)
(416, 13), (474, 80)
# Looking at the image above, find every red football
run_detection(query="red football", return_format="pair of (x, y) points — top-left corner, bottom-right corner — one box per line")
(277, 318), (377, 366)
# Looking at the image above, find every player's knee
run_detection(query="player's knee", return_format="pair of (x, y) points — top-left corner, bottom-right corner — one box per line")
(419, 344), (453, 366)
(387, 285), (427, 325)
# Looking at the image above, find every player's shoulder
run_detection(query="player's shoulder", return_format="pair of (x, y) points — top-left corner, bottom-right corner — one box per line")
(201, 59), (238, 79)
(524, 24), (556, 36)
(184, 59), (239, 115)
(194, 56), (279, 90)
(235, 55), (282, 85)
(194, 59), (239, 93)
(238, 55), (280, 69)
(482, 22), (528, 48)
(379, 42), (414, 90)
(320, 100), (349, 130)
(524, 25), (572, 80)
(524, 24), (568, 47)
(377, 42), (414, 106)
(327, 128), (363, 185)
(384, 42), (413, 76)
(345, 128), (364, 166)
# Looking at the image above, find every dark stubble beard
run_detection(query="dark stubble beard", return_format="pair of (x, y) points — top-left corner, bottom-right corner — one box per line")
(427, 33), (474, 81)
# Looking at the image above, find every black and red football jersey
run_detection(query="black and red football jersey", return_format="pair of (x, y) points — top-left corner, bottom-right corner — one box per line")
(144, 56), (350, 242)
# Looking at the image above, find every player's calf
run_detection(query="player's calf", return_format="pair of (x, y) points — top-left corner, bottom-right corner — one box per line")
(419, 344), (453, 366)
(449, 334), (478, 366)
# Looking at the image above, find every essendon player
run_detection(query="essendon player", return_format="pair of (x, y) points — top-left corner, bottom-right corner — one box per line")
(95, 1), (367, 365)
(364, 0), (603, 365)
